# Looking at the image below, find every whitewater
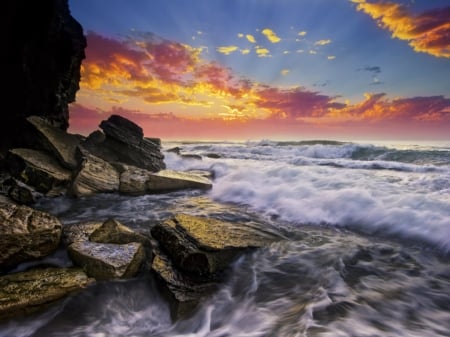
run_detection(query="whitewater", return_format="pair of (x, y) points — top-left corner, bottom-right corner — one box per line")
(1, 140), (449, 337)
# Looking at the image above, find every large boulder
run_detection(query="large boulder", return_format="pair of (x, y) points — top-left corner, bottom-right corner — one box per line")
(71, 148), (120, 196)
(151, 214), (282, 276)
(0, 202), (62, 268)
(6, 148), (72, 194)
(82, 115), (165, 172)
(3, 0), (86, 151)
(68, 241), (145, 280)
(0, 267), (94, 321)
(26, 116), (82, 169)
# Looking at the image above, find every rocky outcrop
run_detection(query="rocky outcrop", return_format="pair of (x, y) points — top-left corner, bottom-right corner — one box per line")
(0, 202), (62, 268)
(0, 267), (94, 321)
(151, 214), (282, 276)
(68, 241), (145, 280)
(3, 0), (86, 151)
(70, 148), (120, 196)
(64, 219), (152, 280)
(6, 148), (72, 195)
(82, 115), (165, 172)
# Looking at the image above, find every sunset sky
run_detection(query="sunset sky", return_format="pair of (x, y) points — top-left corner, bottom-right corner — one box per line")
(68, 0), (450, 141)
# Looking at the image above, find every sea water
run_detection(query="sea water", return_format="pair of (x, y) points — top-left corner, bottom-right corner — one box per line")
(1, 140), (449, 337)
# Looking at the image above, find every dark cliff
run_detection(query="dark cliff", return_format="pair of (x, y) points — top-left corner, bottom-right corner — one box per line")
(2, 0), (86, 151)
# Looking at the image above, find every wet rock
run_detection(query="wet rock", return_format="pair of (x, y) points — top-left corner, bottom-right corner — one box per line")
(205, 153), (221, 159)
(0, 202), (62, 268)
(147, 170), (212, 193)
(82, 115), (165, 172)
(71, 148), (120, 196)
(118, 165), (150, 195)
(167, 147), (181, 154)
(7, 148), (72, 194)
(186, 170), (215, 180)
(68, 241), (145, 280)
(0, 267), (94, 321)
(90, 218), (151, 248)
(151, 214), (282, 276)
(152, 250), (218, 319)
(26, 116), (82, 169)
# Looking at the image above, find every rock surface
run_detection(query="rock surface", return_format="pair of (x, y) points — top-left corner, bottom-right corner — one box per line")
(0, 267), (94, 321)
(0, 202), (62, 268)
(7, 148), (72, 194)
(71, 149), (120, 196)
(26, 116), (82, 169)
(3, 0), (86, 151)
(82, 115), (165, 172)
(4, 178), (43, 205)
(68, 241), (145, 280)
(147, 170), (212, 193)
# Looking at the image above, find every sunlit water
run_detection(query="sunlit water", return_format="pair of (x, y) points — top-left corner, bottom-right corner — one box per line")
(1, 140), (450, 337)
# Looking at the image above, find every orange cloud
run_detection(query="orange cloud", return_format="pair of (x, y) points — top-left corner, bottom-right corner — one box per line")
(352, 0), (450, 58)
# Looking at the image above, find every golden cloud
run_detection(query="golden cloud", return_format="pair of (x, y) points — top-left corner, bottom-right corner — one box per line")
(315, 39), (332, 46)
(216, 45), (239, 55)
(352, 0), (450, 58)
(255, 47), (271, 57)
(262, 28), (281, 43)
(246, 34), (257, 43)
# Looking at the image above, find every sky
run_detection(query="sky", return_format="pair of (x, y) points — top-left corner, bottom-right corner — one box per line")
(68, 0), (450, 141)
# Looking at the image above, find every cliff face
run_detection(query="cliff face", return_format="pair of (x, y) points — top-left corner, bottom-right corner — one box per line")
(3, 0), (86, 150)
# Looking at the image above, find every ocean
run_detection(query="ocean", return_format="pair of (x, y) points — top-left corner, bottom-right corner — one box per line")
(1, 140), (450, 337)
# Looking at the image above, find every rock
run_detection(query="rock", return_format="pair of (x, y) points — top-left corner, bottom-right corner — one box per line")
(152, 250), (218, 319)
(68, 241), (145, 280)
(119, 165), (150, 195)
(180, 154), (202, 160)
(0, 267), (94, 321)
(82, 115), (165, 172)
(186, 170), (215, 180)
(90, 218), (151, 248)
(5, 178), (43, 204)
(146, 137), (161, 147)
(26, 116), (82, 169)
(167, 147), (181, 155)
(147, 170), (212, 193)
(7, 148), (72, 194)
(71, 148), (120, 196)
(0, 202), (62, 268)
(62, 221), (102, 246)
(205, 153), (221, 159)
(3, 0), (86, 151)
(151, 214), (282, 276)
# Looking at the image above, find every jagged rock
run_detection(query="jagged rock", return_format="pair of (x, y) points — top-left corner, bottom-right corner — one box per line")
(90, 218), (151, 247)
(7, 148), (72, 194)
(151, 214), (282, 276)
(146, 170), (212, 193)
(71, 148), (120, 196)
(82, 115), (165, 172)
(0, 267), (94, 321)
(26, 116), (82, 169)
(0, 202), (62, 268)
(152, 250), (218, 319)
(3, 0), (86, 151)
(68, 241), (145, 280)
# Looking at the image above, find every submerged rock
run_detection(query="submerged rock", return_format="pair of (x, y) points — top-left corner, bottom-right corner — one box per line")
(82, 115), (165, 172)
(0, 202), (62, 268)
(68, 241), (145, 280)
(7, 148), (72, 194)
(0, 267), (94, 321)
(71, 148), (120, 196)
(151, 214), (282, 276)
(26, 116), (82, 169)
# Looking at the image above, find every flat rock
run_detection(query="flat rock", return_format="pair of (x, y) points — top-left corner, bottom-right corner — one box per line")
(26, 116), (82, 169)
(68, 241), (145, 280)
(147, 170), (212, 193)
(0, 267), (94, 321)
(0, 202), (62, 268)
(151, 214), (282, 276)
(90, 218), (151, 248)
(71, 148), (120, 196)
(7, 148), (72, 194)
